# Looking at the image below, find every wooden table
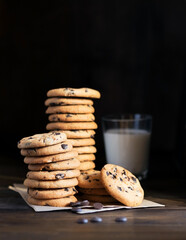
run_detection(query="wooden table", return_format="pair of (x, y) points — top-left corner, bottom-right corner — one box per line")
(1, 169), (186, 240)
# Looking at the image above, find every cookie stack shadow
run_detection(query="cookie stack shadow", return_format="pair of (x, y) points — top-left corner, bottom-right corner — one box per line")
(18, 132), (80, 207)
(77, 170), (118, 203)
(45, 88), (101, 174)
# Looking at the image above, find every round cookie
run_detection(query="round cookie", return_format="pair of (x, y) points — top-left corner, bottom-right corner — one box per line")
(24, 151), (78, 164)
(78, 161), (95, 171)
(26, 169), (80, 180)
(69, 138), (95, 147)
(24, 177), (78, 189)
(20, 141), (72, 157)
(46, 105), (95, 114)
(100, 164), (144, 207)
(47, 88), (101, 99)
(28, 158), (80, 171)
(79, 194), (118, 203)
(46, 122), (97, 130)
(74, 146), (97, 154)
(48, 113), (95, 122)
(45, 97), (94, 106)
(79, 188), (108, 196)
(52, 130), (95, 139)
(27, 195), (77, 207)
(18, 132), (67, 149)
(28, 187), (78, 199)
(78, 170), (103, 188)
(77, 154), (96, 162)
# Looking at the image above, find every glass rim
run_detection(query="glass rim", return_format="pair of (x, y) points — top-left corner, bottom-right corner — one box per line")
(102, 114), (152, 122)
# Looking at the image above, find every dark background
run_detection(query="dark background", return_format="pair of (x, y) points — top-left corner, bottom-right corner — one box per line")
(0, 1), (185, 181)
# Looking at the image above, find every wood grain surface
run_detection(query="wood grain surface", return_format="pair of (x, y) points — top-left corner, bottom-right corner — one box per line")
(1, 172), (186, 240)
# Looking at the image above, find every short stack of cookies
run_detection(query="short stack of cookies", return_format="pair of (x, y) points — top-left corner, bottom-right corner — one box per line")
(78, 170), (118, 203)
(45, 87), (101, 173)
(78, 165), (144, 207)
(17, 132), (80, 207)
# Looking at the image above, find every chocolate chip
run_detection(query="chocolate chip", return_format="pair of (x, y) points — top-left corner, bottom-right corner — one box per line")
(115, 217), (127, 222)
(71, 207), (83, 213)
(88, 180), (91, 182)
(77, 218), (88, 224)
(55, 173), (65, 179)
(90, 135), (95, 138)
(93, 179), (99, 181)
(93, 202), (103, 210)
(112, 174), (117, 179)
(70, 201), (82, 207)
(85, 88), (88, 92)
(113, 168), (117, 172)
(64, 188), (69, 192)
(90, 217), (102, 223)
(131, 176), (136, 182)
(117, 186), (122, 191)
(106, 171), (109, 176)
(66, 114), (72, 117)
(120, 177), (123, 182)
(61, 144), (68, 149)
(128, 186), (133, 191)
(81, 200), (90, 206)
(54, 132), (61, 135)
(85, 176), (89, 180)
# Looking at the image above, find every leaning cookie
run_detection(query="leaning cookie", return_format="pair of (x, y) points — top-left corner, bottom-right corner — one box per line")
(28, 158), (80, 171)
(24, 177), (78, 189)
(47, 88), (101, 99)
(46, 105), (95, 114)
(26, 169), (80, 180)
(20, 141), (72, 157)
(27, 195), (77, 207)
(48, 113), (95, 122)
(45, 97), (94, 106)
(17, 132), (66, 149)
(28, 187), (78, 199)
(100, 164), (144, 207)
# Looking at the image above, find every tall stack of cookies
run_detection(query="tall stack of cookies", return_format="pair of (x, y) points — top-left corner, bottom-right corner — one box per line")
(17, 132), (80, 207)
(45, 88), (101, 173)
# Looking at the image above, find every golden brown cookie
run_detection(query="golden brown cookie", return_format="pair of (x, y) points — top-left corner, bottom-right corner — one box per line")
(27, 195), (77, 207)
(78, 170), (103, 188)
(47, 88), (101, 99)
(28, 158), (80, 171)
(17, 132), (67, 149)
(78, 161), (95, 171)
(78, 188), (108, 196)
(28, 187), (77, 199)
(100, 164), (144, 207)
(77, 154), (96, 162)
(48, 113), (95, 122)
(24, 177), (78, 189)
(79, 194), (118, 203)
(52, 130), (96, 139)
(26, 169), (80, 180)
(20, 141), (72, 157)
(46, 105), (95, 114)
(73, 146), (97, 154)
(46, 122), (97, 130)
(24, 151), (78, 164)
(45, 97), (93, 106)
(69, 138), (95, 147)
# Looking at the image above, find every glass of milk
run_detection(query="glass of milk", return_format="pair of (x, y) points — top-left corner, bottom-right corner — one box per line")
(102, 114), (152, 179)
